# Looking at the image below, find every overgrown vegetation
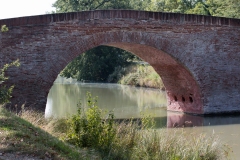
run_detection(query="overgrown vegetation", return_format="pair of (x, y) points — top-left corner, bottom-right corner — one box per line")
(0, 107), (87, 159)
(1, 93), (230, 159)
(0, 60), (20, 104)
(60, 46), (137, 83)
(119, 64), (165, 89)
(53, 0), (240, 19)
(64, 92), (116, 155)
(0, 25), (20, 105)
(61, 93), (229, 160)
(1, 25), (9, 32)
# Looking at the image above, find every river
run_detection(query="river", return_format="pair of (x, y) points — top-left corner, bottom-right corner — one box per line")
(46, 76), (240, 159)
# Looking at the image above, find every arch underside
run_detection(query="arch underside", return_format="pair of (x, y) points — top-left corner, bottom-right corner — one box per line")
(107, 43), (203, 114)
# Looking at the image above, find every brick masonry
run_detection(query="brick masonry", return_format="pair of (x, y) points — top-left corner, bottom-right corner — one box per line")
(0, 10), (239, 114)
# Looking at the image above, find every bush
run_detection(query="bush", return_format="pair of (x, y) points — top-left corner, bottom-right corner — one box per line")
(0, 60), (20, 104)
(65, 92), (116, 154)
(119, 64), (165, 89)
(63, 92), (229, 160)
(1, 25), (9, 32)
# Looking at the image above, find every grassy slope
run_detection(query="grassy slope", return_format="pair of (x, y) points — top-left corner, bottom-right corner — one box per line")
(0, 107), (98, 160)
(0, 106), (230, 160)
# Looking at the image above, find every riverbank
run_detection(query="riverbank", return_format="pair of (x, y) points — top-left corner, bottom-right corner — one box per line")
(0, 107), (99, 160)
(0, 102), (230, 160)
(118, 64), (165, 90)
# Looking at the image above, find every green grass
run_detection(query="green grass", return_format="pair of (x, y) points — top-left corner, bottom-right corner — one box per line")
(119, 64), (165, 89)
(0, 106), (99, 159)
(0, 98), (230, 160)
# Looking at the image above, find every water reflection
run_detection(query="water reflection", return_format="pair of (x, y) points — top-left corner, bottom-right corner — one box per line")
(167, 112), (203, 127)
(46, 77), (240, 159)
(167, 112), (240, 128)
(46, 77), (167, 119)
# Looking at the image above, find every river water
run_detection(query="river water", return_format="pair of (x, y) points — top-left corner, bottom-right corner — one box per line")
(46, 77), (240, 159)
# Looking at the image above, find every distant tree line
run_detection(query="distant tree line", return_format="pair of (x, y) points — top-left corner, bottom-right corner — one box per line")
(60, 46), (136, 82)
(53, 0), (240, 18)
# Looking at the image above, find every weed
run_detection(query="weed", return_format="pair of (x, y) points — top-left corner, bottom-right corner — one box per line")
(62, 93), (229, 160)
(64, 92), (116, 155)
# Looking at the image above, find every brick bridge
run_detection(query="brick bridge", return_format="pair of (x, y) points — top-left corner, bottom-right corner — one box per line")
(0, 10), (240, 114)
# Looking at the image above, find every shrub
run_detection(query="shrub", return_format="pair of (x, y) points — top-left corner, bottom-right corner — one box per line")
(119, 64), (165, 89)
(64, 92), (116, 154)
(63, 93), (229, 160)
(1, 25), (9, 32)
(0, 60), (20, 104)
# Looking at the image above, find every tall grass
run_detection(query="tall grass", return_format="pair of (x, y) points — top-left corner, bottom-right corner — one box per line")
(15, 93), (230, 160)
(60, 93), (229, 160)
(119, 64), (165, 90)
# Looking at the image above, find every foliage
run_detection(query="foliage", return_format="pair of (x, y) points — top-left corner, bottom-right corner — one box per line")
(10, 93), (229, 159)
(62, 92), (229, 159)
(1, 25), (9, 32)
(53, 0), (134, 12)
(153, 0), (240, 18)
(206, 0), (240, 18)
(0, 60), (20, 104)
(53, 0), (240, 18)
(119, 64), (165, 89)
(60, 46), (136, 82)
(65, 92), (116, 154)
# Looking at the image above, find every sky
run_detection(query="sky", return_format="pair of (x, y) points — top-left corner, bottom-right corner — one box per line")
(0, 0), (57, 19)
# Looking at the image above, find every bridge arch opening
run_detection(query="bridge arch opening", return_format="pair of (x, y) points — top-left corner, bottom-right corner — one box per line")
(46, 41), (203, 115)
(106, 43), (203, 114)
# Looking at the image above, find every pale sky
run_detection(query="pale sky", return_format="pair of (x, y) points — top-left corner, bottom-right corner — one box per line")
(0, 0), (57, 19)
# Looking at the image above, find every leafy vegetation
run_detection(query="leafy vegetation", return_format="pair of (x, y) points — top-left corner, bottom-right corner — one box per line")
(62, 93), (229, 159)
(53, 0), (240, 18)
(0, 60), (20, 104)
(1, 93), (230, 159)
(1, 25), (9, 32)
(0, 25), (20, 104)
(60, 46), (137, 83)
(64, 92), (116, 155)
(119, 64), (165, 89)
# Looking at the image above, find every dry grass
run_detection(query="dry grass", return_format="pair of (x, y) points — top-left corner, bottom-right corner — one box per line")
(1, 106), (230, 160)
(105, 121), (230, 160)
(0, 107), (100, 159)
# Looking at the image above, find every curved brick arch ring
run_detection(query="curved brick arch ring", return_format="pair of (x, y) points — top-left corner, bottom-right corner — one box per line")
(0, 10), (240, 114)
(107, 42), (203, 114)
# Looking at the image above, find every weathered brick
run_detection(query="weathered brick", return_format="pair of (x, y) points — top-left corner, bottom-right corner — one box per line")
(0, 10), (239, 114)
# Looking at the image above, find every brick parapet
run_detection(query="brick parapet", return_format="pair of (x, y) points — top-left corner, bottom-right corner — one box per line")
(0, 10), (240, 27)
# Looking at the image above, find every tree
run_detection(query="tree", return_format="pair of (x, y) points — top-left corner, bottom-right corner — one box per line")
(53, 0), (134, 13)
(60, 46), (136, 82)
(153, 0), (240, 18)
(206, 0), (240, 18)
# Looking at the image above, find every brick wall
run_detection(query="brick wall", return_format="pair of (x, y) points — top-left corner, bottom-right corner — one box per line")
(0, 10), (240, 114)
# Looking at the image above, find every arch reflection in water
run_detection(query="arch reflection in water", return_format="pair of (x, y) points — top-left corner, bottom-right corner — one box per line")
(45, 76), (167, 119)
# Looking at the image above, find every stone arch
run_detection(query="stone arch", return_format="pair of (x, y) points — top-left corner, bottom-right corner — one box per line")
(1, 10), (240, 114)
(38, 31), (203, 114)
